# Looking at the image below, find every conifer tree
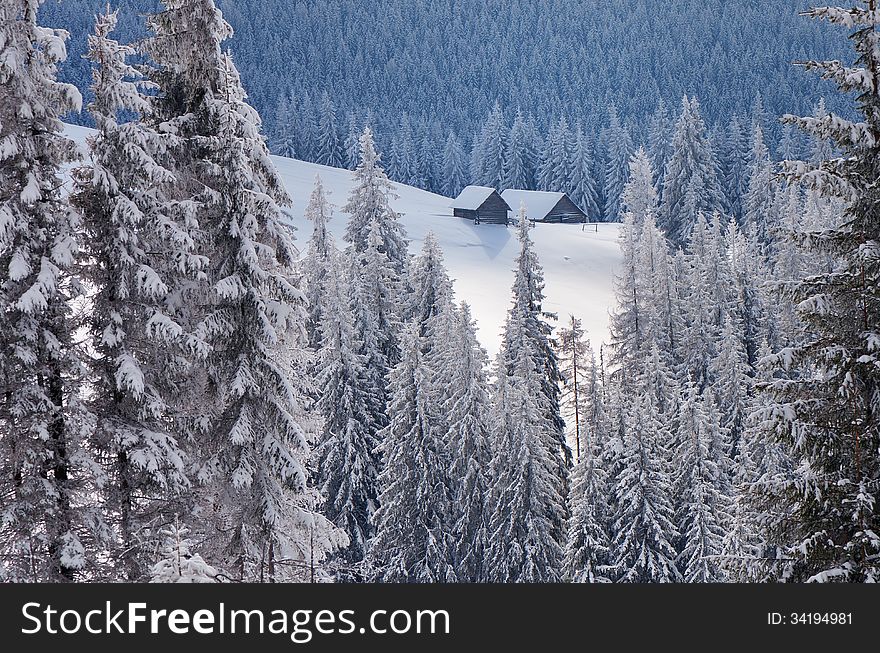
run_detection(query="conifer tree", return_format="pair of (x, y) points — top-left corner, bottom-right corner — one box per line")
(609, 394), (680, 582)
(602, 105), (633, 222)
(756, 2), (880, 582)
(74, 9), (194, 580)
(150, 518), (218, 583)
(0, 0), (102, 581)
(317, 90), (343, 168)
(302, 175), (334, 350)
(142, 0), (345, 581)
(315, 249), (379, 566)
(444, 303), (493, 582)
(343, 128), (409, 275)
(442, 131), (467, 198)
(659, 96), (723, 246)
(504, 109), (536, 190)
(569, 124), (599, 220)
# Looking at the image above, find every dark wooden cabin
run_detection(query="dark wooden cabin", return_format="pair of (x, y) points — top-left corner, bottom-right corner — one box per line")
(501, 189), (587, 224)
(450, 186), (512, 225)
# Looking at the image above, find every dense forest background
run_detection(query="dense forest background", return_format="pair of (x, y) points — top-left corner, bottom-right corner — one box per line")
(42, 1), (849, 178)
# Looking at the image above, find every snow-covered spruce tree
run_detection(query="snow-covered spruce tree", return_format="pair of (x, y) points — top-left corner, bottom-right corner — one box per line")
(719, 114), (751, 222)
(504, 208), (571, 471)
(743, 123), (776, 245)
(754, 2), (880, 583)
(659, 96), (724, 246)
(370, 324), (455, 582)
(0, 0), (106, 582)
(609, 393), (680, 582)
(271, 90), (296, 159)
(608, 207), (651, 372)
(620, 147), (658, 228)
(710, 315), (751, 462)
(475, 102), (506, 190)
(442, 131), (467, 198)
(485, 322), (567, 583)
(347, 216), (401, 431)
(142, 0), (345, 581)
(73, 10), (196, 580)
(557, 314), (592, 462)
(316, 90), (342, 168)
(302, 175), (334, 350)
(443, 303), (493, 582)
(564, 424), (611, 583)
(537, 116), (573, 193)
(602, 105), (633, 222)
(343, 127), (409, 276)
(369, 234), (457, 582)
(505, 109), (536, 191)
(673, 385), (730, 582)
(569, 124), (599, 221)
(647, 99), (673, 193)
(563, 347), (612, 583)
(314, 248), (379, 567)
(150, 518), (218, 583)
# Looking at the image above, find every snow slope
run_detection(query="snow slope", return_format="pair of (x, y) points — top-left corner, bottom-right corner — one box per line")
(64, 123), (620, 356)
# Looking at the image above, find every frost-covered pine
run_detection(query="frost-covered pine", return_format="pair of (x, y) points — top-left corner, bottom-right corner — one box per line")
(0, 0), (104, 582)
(563, 346), (612, 583)
(659, 96), (724, 246)
(302, 175), (334, 350)
(504, 209), (571, 471)
(564, 432), (611, 583)
(150, 519), (218, 583)
(620, 147), (658, 228)
(718, 115), (750, 222)
(441, 131), (468, 198)
(314, 249), (379, 566)
(569, 124), (599, 220)
(142, 0), (346, 580)
(343, 112), (361, 170)
(557, 315), (593, 462)
(504, 109), (537, 191)
(673, 385), (730, 583)
(743, 124), (775, 243)
(73, 9), (196, 580)
(709, 315), (751, 461)
(316, 90), (343, 168)
(609, 394), (680, 583)
(443, 303), (493, 582)
(485, 326), (567, 583)
(602, 105), (633, 222)
(647, 99), (673, 191)
(754, 3), (880, 583)
(475, 102), (506, 189)
(537, 116), (573, 193)
(272, 90), (297, 159)
(370, 324), (455, 582)
(343, 127), (409, 275)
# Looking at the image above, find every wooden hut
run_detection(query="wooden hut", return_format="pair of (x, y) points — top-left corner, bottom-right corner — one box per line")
(450, 186), (512, 225)
(501, 189), (587, 224)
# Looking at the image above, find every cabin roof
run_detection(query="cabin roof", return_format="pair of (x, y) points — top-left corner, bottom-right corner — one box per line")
(449, 185), (500, 210)
(501, 189), (572, 221)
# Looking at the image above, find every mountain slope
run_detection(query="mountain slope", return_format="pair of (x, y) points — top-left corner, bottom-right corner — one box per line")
(64, 124), (620, 356)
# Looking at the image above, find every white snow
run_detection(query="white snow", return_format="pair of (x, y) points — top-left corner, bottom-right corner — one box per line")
(449, 185), (500, 210)
(64, 123), (620, 356)
(501, 189), (566, 222)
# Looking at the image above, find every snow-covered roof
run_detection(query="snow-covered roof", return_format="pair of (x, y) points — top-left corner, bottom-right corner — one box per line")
(501, 189), (566, 221)
(449, 185), (498, 210)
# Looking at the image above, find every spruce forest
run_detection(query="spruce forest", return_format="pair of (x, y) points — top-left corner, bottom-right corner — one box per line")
(1, 0), (879, 584)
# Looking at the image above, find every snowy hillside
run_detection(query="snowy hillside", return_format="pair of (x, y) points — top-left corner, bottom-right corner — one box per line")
(65, 124), (620, 356)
